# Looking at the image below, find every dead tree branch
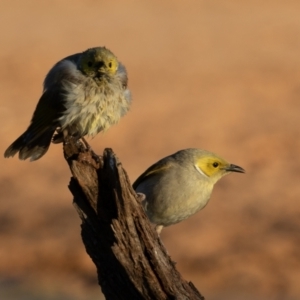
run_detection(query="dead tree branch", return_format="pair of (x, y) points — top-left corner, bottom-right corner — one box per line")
(63, 139), (204, 300)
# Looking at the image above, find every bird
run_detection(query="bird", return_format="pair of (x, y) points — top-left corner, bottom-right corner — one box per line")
(133, 148), (245, 234)
(4, 47), (131, 161)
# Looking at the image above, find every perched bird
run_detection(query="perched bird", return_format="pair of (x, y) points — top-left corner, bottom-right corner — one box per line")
(133, 148), (245, 234)
(4, 47), (131, 161)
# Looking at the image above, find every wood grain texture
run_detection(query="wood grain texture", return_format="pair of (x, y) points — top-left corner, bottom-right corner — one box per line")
(63, 139), (204, 300)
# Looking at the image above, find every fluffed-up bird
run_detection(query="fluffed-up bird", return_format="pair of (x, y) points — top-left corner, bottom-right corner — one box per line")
(4, 47), (131, 161)
(133, 148), (245, 234)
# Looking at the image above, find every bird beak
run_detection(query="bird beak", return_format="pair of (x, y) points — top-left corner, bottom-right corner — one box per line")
(96, 61), (105, 73)
(224, 164), (245, 173)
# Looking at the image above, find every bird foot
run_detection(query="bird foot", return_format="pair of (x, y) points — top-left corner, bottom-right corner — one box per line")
(136, 192), (146, 202)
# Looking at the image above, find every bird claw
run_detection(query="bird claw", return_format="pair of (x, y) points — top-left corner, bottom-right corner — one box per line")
(136, 192), (146, 202)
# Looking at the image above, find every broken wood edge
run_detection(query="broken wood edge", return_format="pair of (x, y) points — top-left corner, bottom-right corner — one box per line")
(63, 139), (205, 300)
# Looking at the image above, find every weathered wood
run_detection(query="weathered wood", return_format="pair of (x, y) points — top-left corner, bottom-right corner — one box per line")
(63, 139), (204, 300)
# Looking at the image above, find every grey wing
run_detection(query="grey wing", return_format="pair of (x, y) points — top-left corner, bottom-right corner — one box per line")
(117, 62), (132, 109)
(43, 53), (82, 90)
(117, 63), (128, 89)
(132, 159), (173, 190)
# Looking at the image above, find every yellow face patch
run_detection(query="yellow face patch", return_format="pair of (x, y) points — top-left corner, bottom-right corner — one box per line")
(196, 156), (229, 177)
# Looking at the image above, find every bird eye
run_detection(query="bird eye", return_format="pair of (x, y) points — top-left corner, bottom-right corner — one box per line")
(213, 162), (219, 168)
(108, 62), (112, 68)
(87, 61), (93, 67)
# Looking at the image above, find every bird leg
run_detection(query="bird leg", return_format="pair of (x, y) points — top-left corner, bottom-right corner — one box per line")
(155, 225), (164, 235)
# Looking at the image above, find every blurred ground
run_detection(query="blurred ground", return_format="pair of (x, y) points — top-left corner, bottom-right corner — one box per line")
(1, 1), (300, 299)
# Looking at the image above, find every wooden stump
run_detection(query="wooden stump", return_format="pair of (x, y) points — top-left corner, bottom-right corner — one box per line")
(63, 139), (204, 300)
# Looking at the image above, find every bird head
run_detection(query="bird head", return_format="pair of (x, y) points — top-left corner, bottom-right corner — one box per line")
(79, 47), (119, 78)
(191, 150), (245, 184)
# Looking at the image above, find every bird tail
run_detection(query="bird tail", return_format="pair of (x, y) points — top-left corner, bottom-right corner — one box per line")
(4, 129), (55, 161)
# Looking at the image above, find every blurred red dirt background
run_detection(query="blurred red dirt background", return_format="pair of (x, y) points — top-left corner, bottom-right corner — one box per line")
(1, 1), (300, 299)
